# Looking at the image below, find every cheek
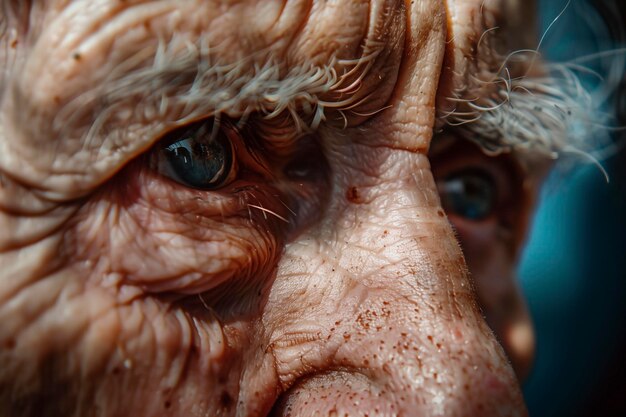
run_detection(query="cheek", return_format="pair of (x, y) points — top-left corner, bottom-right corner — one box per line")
(454, 219), (515, 272)
(453, 219), (516, 305)
(451, 216), (535, 381)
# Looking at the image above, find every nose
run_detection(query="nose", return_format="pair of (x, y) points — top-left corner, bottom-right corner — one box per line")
(260, 1), (527, 414)
(265, 146), (527, 416)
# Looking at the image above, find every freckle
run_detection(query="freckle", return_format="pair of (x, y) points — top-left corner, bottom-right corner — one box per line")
(427, 335), (433, 342)
(10, 39), (18, 48)
(164, 400), (171, 409)
(72, 52), (82, 61)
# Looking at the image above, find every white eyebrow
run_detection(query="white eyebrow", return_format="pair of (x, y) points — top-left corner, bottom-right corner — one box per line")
(438, 58), (615, 164)
(54, 37), (374, 147)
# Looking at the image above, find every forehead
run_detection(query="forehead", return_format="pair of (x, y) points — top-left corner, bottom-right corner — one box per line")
(7, 0), (532, 67)
(13, 1), (398, 62)
(5, 0), (538, 120)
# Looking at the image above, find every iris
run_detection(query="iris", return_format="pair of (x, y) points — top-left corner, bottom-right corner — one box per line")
(439, 169), (497, 221)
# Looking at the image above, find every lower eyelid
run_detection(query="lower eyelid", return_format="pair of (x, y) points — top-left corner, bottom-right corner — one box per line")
(74, 161), (290, 295)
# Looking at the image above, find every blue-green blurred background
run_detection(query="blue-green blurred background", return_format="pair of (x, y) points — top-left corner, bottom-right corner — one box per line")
(519, 0), (626, 415)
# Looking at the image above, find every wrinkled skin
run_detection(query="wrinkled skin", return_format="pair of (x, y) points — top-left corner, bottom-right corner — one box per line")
(0, 1), (545, 416)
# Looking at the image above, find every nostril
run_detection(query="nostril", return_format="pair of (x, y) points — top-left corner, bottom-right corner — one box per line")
(268, 371), (394, 417)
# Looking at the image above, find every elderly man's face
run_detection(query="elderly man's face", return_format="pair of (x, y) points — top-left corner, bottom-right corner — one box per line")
(0, 0), (556, 415)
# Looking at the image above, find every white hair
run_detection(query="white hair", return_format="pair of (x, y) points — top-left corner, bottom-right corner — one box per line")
(438, 0), (624, 176)
(53, 36), (384, 149)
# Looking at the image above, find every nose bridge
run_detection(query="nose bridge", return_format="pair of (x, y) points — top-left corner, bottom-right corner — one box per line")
(321, 147), (466, 305)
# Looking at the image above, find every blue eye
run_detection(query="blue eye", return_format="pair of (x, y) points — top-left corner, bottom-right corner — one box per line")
(154, 119), (235, 190)
(438, 169), (497, 221)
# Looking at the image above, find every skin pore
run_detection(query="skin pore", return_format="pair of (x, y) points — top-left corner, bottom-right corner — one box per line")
(0, 0), (595, 416)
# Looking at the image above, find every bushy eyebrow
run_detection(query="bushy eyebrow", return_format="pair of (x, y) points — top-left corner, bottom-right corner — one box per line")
(436, 1), (617, 164)
(56, 40), (381, 146)
(438, 61), (611, 160)
(436, 45), (617, 171)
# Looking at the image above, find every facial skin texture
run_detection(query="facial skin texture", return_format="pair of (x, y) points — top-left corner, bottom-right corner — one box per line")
(0, 1), (548, 416)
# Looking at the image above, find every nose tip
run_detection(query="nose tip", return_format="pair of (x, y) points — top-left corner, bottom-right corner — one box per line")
(268, 290), (528, 416)
(267, 231), (527, 414)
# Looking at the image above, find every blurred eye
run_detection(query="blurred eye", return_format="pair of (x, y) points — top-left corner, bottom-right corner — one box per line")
(437, 169), (497, 221)
(152, 119), (236, 190)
